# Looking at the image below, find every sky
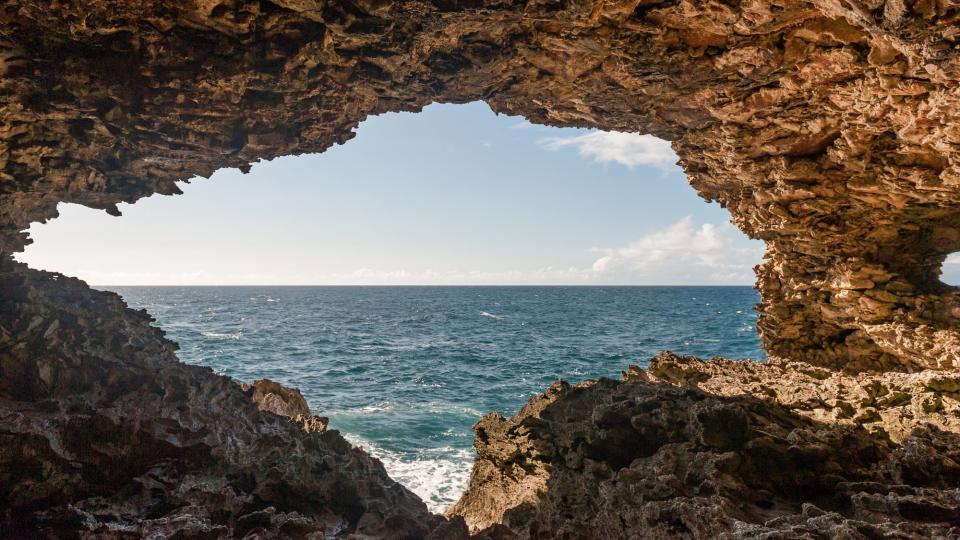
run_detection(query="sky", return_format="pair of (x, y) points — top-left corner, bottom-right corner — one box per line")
(16, 101), (770, 286)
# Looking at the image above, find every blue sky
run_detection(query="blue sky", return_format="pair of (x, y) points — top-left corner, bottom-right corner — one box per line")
(17, 102), (769, 285)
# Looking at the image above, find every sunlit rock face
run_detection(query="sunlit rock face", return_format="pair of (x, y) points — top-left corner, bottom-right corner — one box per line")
(3, 0), (960, 370)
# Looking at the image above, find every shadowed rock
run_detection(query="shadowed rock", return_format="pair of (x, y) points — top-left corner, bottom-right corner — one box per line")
(0, 261), (451, 538)
(450, 368), (960, 538)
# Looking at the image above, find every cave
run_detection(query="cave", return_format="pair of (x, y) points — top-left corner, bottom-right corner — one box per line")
(3, 0), (960, 538)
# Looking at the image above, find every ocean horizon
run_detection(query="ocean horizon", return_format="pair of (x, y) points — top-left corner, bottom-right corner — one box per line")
(107, 285), (764, 511)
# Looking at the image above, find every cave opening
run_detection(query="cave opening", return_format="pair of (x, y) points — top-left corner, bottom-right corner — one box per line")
(14, 101), (764, 511)
(7, 0), (960, 535)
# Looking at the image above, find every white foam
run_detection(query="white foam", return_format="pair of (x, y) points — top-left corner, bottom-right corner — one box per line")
(336, 401), (482, 418)
(479, 311), (505, 320)
(201, 331), (243, 340)
(344, 434), (473, 513)
(353, 401), (394, 413)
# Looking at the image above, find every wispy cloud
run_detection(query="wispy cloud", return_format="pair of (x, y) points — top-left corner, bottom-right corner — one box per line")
(540, 131), (677, 171)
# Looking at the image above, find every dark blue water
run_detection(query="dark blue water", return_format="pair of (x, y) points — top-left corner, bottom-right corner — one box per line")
(108, 286), (763, 510)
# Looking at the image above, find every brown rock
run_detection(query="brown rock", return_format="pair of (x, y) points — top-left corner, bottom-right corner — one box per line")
(450, 369), (960, 538)
(2, 0), (960, 370)
(0, 260), (443, 537)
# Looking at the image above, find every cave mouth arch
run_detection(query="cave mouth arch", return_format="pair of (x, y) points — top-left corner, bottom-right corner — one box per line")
(5, 0), (960, 536)
(13, 101), (765, 511)
(5, 1), (960, 372)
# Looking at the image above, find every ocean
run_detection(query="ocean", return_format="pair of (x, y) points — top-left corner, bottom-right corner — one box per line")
(108, 286), (764, 511)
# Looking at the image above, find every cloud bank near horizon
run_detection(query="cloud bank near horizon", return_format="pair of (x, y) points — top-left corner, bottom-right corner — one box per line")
(46, 217), (761, 286)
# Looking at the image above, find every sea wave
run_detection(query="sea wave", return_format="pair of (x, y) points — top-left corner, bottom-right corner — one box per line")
(332, 400), (482, 418)
(479, 311), (505, 320)
(201, 331), (243, 340)
(344, 434), (473, 512)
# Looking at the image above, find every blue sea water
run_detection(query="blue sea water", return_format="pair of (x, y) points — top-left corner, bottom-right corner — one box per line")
(108, 286), (764, 511)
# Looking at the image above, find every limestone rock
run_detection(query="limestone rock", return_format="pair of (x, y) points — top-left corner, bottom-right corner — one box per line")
(640, 351), (960, 442)
(450, 366), (960, 538)
(3, 0), (960, 370)
(239, 378), (330, 432)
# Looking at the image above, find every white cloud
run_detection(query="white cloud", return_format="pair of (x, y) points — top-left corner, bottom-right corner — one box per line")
(587, 217), (762, 284)
(510, 120), (535, 129)
(326, 218), (760, 285)
(945, 253), (960, 265)
(540, 131), (677, 171)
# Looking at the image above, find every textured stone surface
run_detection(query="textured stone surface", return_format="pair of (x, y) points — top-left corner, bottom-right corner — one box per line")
(240, 378), (330, 431)
(450, 368), (960, 538)
(3, 0), (960, 369)
(635, 351), (960, 442)
(4, 0), (960, 537)
(0, 260), (449, 538)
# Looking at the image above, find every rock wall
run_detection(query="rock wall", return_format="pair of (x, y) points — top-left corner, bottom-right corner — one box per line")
(3, 0), (960, 370)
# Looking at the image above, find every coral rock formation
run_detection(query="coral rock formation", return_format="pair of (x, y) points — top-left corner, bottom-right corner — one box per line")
(450, 364), (960, 538)
(241, 378), (330, 431)
(3, 0), (960, 369)
(636, 351), (960, 442)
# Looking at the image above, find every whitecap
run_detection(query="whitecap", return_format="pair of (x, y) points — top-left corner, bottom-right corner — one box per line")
(344, 434), (473, 512)
(201, 331), (243, 340)
(479, 311), (505, 320)
(336, 400), (481, 417)
(353, 401), (393, 413)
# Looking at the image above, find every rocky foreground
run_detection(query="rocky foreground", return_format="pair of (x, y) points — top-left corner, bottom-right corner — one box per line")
(1, 261), (958, 538)
(452, 353), (960, 538)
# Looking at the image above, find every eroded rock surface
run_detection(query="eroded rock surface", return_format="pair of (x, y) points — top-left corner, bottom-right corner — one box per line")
(635, 351), (960, 442)
(0, 260), (448, 538)
(240, 378), (330, 432)
(450, 365), (960, 538)
(3, 0), (960, 369)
